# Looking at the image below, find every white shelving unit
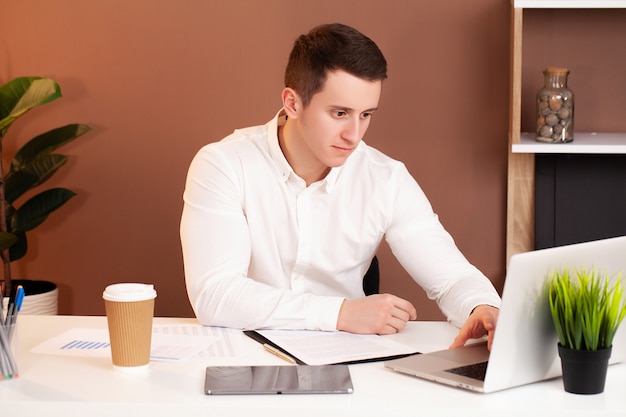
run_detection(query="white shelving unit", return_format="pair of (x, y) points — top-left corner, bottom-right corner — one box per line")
(513, 133), (626, 154)
(506, 0), (626, 261)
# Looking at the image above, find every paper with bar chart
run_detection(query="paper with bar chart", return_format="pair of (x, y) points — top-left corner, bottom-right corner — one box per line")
(30, 324), (241, 362)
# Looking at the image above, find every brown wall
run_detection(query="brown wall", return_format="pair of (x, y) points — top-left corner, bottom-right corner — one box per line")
(521, 9), (626, 133)
(1, 0), (513, 320)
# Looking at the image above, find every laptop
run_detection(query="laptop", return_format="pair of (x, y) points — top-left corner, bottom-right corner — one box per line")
(385, 236), (626, 393)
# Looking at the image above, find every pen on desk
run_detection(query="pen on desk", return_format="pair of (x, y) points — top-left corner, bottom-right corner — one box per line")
(263, 343), (297, 364)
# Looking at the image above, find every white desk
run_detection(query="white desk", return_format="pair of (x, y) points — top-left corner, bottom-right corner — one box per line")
(1, 315), (624, 417)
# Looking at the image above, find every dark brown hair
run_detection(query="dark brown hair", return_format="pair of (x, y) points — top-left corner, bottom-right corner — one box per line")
(284, 23), (387, 107)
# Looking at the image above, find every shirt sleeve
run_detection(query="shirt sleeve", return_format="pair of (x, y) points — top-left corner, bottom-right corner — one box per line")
(384, 166), (501, 327)
(180, 144), (344, 331)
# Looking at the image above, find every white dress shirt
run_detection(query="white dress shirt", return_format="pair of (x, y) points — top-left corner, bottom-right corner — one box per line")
(181, 110), (501, 331)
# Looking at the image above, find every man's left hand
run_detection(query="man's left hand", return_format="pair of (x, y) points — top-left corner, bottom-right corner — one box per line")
(449, 305), (499, 351)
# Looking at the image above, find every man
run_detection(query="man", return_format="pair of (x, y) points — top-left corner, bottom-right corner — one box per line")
(181, 23), (501, 349)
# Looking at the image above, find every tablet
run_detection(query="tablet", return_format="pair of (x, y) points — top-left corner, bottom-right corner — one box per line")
(204, 365), (354, 395)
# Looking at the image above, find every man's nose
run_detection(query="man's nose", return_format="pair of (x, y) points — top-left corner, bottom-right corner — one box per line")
(343, 118), (363, 142)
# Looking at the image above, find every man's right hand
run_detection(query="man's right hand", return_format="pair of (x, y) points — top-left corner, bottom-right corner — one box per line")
(336, 294), (417, 335)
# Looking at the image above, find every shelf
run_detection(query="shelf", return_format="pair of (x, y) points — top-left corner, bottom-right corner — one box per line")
(513, 132), (626, 154)
(514, 0), (626, 8)
(506, 1), (626, 261)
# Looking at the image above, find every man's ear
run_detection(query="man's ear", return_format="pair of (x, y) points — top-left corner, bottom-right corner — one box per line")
(282, 87), (301, 119)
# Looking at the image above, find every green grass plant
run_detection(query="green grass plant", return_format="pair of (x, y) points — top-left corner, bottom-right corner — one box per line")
(548, 267), (626, 351)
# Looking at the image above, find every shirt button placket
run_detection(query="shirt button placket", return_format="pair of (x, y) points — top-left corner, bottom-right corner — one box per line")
(291, 187), (312, 292)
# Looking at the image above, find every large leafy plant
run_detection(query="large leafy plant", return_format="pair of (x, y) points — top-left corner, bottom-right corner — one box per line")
(0, 77), (90, 296)
(548, 267), (626, 351)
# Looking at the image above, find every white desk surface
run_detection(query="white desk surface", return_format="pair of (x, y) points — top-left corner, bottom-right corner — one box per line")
(1, 315), (624, 417)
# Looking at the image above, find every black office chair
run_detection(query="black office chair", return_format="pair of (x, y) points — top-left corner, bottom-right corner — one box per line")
(362, 256), (380, 296)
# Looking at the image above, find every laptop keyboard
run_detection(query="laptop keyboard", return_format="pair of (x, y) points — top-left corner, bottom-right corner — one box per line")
(444, 361), (488, 381)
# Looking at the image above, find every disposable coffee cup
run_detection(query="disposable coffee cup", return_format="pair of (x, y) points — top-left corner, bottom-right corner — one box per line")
(103, 283), (157, 371)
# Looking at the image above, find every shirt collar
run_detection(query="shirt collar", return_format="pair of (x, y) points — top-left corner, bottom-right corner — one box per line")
(267, 109), (293, 183)
(266, 108), (344, 193)
(323, 164), (341, 193)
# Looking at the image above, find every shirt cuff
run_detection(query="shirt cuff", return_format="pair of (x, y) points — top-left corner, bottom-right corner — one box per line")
(310, 296), (345, 331)
(455, 294), (502, 328)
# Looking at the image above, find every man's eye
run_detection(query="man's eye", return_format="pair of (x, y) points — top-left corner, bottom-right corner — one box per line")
(332, 110), (347, 118)
(361, 112), (373, 119)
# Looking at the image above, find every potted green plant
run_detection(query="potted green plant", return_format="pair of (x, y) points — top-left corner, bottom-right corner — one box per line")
(548, 267), (626, 394)
(0, 76), (90, 312)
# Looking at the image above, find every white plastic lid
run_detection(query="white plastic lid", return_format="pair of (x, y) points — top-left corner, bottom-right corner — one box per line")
(102, 283), (157, 302)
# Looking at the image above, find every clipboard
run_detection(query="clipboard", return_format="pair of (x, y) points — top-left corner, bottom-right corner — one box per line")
(244, 330), (418, 365)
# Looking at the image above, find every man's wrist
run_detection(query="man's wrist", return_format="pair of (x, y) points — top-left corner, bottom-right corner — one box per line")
(470, 304), (498, 315)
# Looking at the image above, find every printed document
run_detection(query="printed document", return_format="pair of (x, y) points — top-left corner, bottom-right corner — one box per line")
(255, 329), (418, 365)
(30, 324), (244, 361)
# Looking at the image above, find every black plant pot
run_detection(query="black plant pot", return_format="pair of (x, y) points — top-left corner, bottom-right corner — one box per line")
(558, 344), (612, 394)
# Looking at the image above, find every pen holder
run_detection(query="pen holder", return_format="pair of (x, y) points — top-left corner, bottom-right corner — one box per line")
(0, 323), (19, 380)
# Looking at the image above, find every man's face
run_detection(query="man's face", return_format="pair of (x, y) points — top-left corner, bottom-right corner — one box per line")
(293, 70), (382, 169)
